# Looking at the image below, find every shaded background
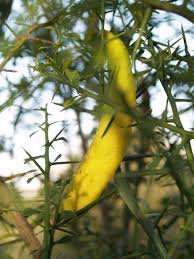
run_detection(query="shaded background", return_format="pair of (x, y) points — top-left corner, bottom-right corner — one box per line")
(0, 0), (194, 258)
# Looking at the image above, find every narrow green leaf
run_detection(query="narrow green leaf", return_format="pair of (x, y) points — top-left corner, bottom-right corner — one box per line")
(181, 25), (190, 56)
(115, 175), (169, 259)
(101, 112), (116, 138)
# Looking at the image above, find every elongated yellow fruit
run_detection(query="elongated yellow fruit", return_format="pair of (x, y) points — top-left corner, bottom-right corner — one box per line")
(63, 31), (136, 211)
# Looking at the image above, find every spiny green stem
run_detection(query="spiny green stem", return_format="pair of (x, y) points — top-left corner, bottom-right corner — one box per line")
(42, 105), (51, 259)
(166, 144), (194, 210)
(4, 22), (17, 37)
(132, 7), (152, 65)
(159, 67), (194, 176)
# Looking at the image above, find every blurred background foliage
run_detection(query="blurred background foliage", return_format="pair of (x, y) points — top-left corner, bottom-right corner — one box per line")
(0, 0), (194, 258)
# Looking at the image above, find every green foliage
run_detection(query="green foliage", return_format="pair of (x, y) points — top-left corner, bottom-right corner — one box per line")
(0, 0), (194, 258)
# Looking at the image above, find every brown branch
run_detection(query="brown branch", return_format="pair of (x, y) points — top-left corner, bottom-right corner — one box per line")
(7, 212), (41, 259)
(0, 169), (36, 182)
(27, 36), (54, 45)
(0, 182), (41, 258)
(141, 0), (194, 24)
(0, 69), (17, 73)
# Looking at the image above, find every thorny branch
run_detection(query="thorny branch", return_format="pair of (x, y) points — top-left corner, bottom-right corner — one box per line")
(141, 0), (194, 24)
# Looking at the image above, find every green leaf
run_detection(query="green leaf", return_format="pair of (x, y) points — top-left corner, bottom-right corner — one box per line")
(65, 70), (80, 92)
(181, 25), (190, 56)
(54, 234), (77, 245)
(64, 95), (80, 109)
(63, 32), (81, 40)
(22, 207), (42, 217)
(101, 112), (116, 138)
(115, 175), (169, 259)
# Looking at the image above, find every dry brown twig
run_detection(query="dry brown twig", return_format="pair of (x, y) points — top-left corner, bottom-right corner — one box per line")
(0, 181), (41, 259)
